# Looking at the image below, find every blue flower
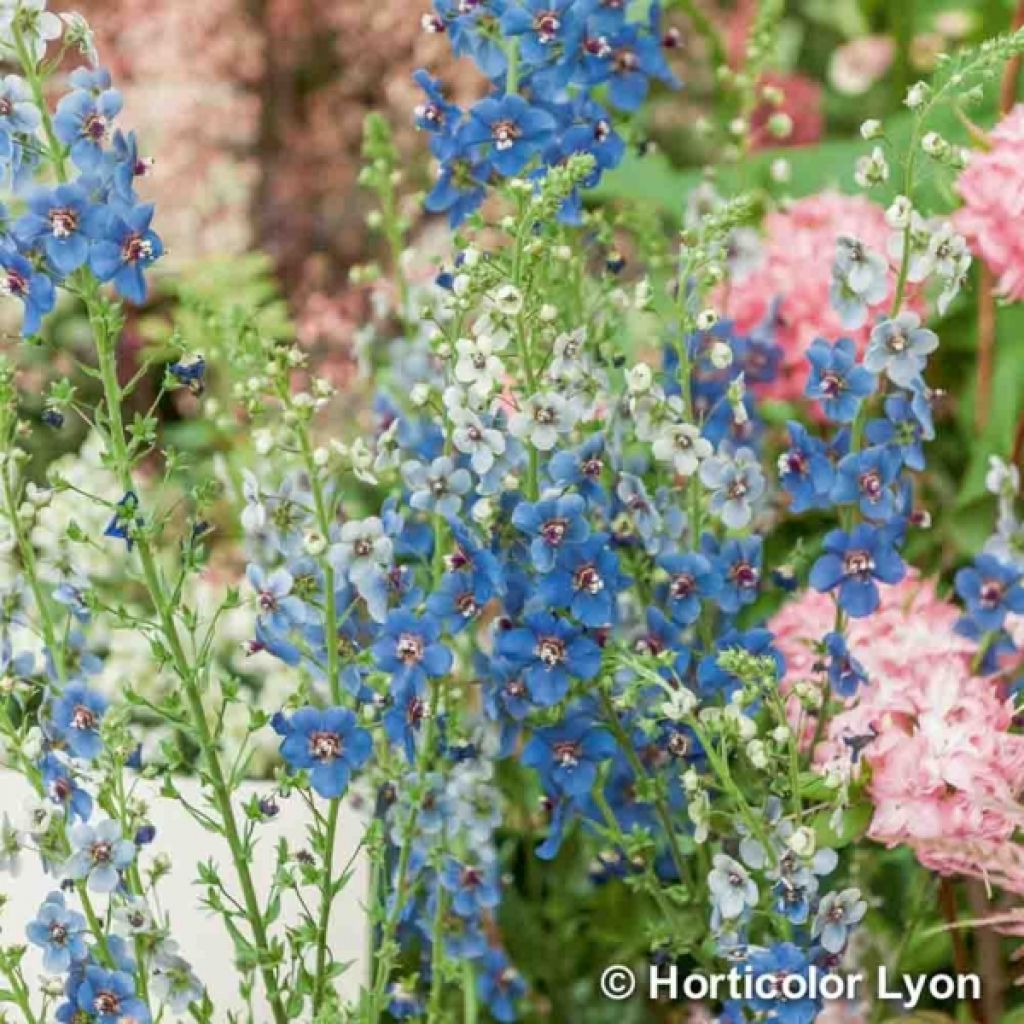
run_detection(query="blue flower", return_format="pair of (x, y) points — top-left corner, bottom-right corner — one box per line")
(697, 628), (783, 700)
(427, 571), (486, 633)
(403, 455), (472, 518)
(247, 565), (307, 635)
(103, 490), (143, 550)
(439, 855), (501, 917)
(708, 854), (758, 919)
(275, 706), (372, 799)
(812, 888), (867, 954)
(40, 753), (93, 822)
(955, 554), (1024, 632)
(495, 612), (602, 706)
(50, 683), (107, 760)
(168, 353), (206, 394)
(14, 183), (102, 275)
(0, 243), (55, 336)
(535, 534), (624, 626)
(27, 891), (87, 973)
(461, 95), (557, 176)
(412, 69), (463, 155)
(823, 631), (868, 697)
(581, 20), (678, 112)
(712, 536), (763, 614)
(435, 0), (509, 79)
(831, 446), (902, 522)
(864, 395), (927, 471)
(445, 519), (505, 603)
(65, 819), (135, 892)
(88, 202), (163, 303)
(863, 312), (938, 387)
(54, 75), (123, 172)
(382, 689), (429, 763)
(511, 492), (589, 572)
(371, 608), (453, 693)
(521, 712), (616, 799)
(699, 446), (765, 530)
(804, 337), (875, 423)
(75, 965), (150, 1024)
(746, 942), (819, 1024)
(777, 422), (835, 513)
(477, 948), (527, 1023)
(0, 74), (40, 147)
(657, 551), (719, 625)
(829, 236), (888, 330)
(424, 152), (492, 227)
(809, 523), (906, 618)
(501, 0), (583, 64)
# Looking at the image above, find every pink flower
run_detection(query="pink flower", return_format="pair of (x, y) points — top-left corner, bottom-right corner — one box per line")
(955, 105), (1024, 301)
(722, 192), (917, 402)
(748, 72), (824, 150)
(828, 36), (895, 96)
(772, 574), (1024, 891)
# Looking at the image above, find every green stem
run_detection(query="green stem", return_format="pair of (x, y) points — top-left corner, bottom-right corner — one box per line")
(89, 295), (288, 1024)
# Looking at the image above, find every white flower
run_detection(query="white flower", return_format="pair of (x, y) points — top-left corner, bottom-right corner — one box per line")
(490, 283), (523, 316)
(651, 421), (711, 477)
(549, 327), (587, 381)
(885, 195), (912, 230)
(626, 362), (653, 394)
(696, 308), (718, 330)
(450, 406), (506, 475)
(508, 392), (580, 451)
(454, 335), (506, 400)
(986, 456), (1020, 498)
(329, 517), (392, 585)
(905, 81), (929, 110)
(660, 687), (697, 721)
(240, 470), (267, 533)
(0, 0), (61, 60)
(709, 341), (733, 370)
(860, 119), (882, 140)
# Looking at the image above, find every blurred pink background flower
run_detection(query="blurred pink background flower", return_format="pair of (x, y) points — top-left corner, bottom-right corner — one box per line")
(772, 575), (1024, 891)
(724, 192), (914, 401)
(956, 104), (1024, 301)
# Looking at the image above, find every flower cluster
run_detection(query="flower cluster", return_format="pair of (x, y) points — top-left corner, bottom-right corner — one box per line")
(3, 2), (1024, 1022)
(416, 0), (677, 225)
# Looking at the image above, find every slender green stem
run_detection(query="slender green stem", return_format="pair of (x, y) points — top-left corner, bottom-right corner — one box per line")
(88, 295), (288, 1024)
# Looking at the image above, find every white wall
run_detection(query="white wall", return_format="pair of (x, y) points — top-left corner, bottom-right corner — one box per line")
(3, 773), (368, 1021)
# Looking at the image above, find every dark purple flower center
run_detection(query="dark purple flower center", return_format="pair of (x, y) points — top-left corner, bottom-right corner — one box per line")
(727, 477), (749, 500)
(353, 538), (373, 557)
(49, 207), (79, 239)
(541, 517), (568, 546)
(886, 331), (908, 353)
(536, 636), (566, 666)
(858, 470), (883, 501)
(406, 696), (426, 725)
(820, 372), (845, 398)
(90, 840), (113, 864)
(573, 564), (603, 594)
(4, 268), (28, 296)
(455, 592), (479, 617)
(504, 678), (526, 699)
(667, 733), (690, 757)
(582, 456), (603, 477)
(308, 730), (341, 762)
(584, 34), (611, 57)
(49, 921), (69, 945)
(669, 572), (695, 599)
(784, 451), (807, 476)
(460, 865), (483, 887)
(730, 562), (759, 589)
(552, 740), (582, 767)
(491, 118), (521, 150)
(121, 232), (154, 264)
(94, 992), (121, 1014)
(980, 580), (1005, 607)
(83, 113), (108, 142)
(71, 704), (96, 731)
(612, 47), (638, 73)
(843, 549), (874, 577)
(0, 98), (11, 117)
(396, 631), (425, 664)
(258, 589), (278, 613)
(533, 11), (560, 40)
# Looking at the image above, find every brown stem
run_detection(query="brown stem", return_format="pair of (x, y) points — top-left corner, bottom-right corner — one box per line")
(1001, 0), (1024, 114)
(967, 880), (1006, 1022)
(1012, 409), (1024, 471)
(940, 879), (987, 1024)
